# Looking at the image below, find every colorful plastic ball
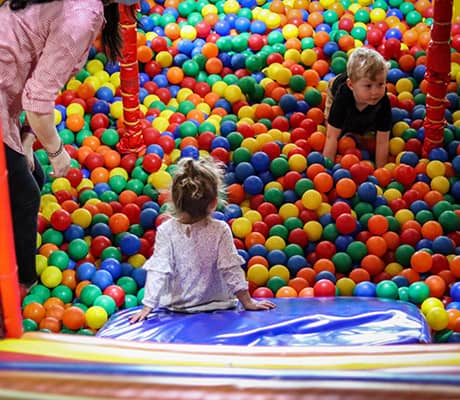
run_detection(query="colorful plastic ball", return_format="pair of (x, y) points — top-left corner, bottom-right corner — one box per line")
(40, 266), (62, 288)
(103, 284), (126, 308)
(375, 280), (399, 299)
(313, 279), (336, 297)
(335, 214), (357, 235)
(426, 307), (449, 331)
(80, 284), (103, 307)
(408, 282), (430, 305)
(451, 282), (460, 301)
(301, 189), (322, 210)
(62, 306), (86, 330)
(353, 281), (376, 297)
(51, 284), (73, 304)
(67, 238), (89, 260)
(119, 233), (141, 256)
(85, 306), (108, 330)
(243, 175), (264, 195)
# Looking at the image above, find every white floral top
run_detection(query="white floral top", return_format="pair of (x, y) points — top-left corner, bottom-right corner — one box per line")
(142, 217), (248, 312)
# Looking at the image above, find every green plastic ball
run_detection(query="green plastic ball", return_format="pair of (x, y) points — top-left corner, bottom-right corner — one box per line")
(101, 128), (119, 147)
(332, 252), (352, 274)
(408, 282), (430, 305)
(270, 157), (290, 177)
(23, 318), (38, 332)
(346, 241), (368, 262)
(264, 188), (284, 208)
(67, 238), (89, 260)
(93, 294), (117, 316)
(80, 284), (103, 307)
(266, 276), (286, 294)
(117, 276), (138, 295)
(51, 285), (74, 304)
(124, 294), (138, 308)
(395, 244), (415, 267)
(376, 280), (399, 299)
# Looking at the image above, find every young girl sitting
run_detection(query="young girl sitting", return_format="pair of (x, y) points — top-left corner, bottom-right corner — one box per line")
(130, 158), (275, 323)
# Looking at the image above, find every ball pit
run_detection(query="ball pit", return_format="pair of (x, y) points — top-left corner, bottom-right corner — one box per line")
(10, 0), (459, 344)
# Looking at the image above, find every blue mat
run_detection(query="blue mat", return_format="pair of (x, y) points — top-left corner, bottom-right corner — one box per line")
(97, 297), (431, 345)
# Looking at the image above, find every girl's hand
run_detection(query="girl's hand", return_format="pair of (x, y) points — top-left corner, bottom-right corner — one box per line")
(130, 306), (153, 323)
(243, 299), (276, 311)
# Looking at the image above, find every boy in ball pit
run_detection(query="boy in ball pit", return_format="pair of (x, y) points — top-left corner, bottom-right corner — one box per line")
(0, 0), (137, 336)
(322, 47), (392, 168)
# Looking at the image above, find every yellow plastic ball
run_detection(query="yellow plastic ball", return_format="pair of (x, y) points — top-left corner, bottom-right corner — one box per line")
(180, 25), (197, 40)
(36, 254), (48, 276)
(247, 264), (269, 286)
(86, 59), (104, 75)
(288, 154), (307, 172)
(224, 85), (243, 103)
(425, 307), (449, 331)
(128, 254), (146, 268)
(51, 177), (72, 193)
(301, 189), (322, 210)
(265, 235), (286, 251)
(303, 221), (323, 241)
(148, 170), (172, 190)
(71, 208), (92, 228)
(278, 203), (299, 220)
(40, 266), (63, 288)
(231, 217), (253, 238)
(395, 78), (414, 93)
(392, 121), (410, 137)
(336, 277), (356, 296)
(431, 176), (450, 194)
(155, 51), (173, 67)
(243, 210), (262, 223)
(54, 109), (63, 125)
(110, 101), (123, 120)
(66, 102), (85, 117)
(85, 306), (108, 330)
(384, 262), (403, 276)
(269, 264), (290, 282)
(383, 188), (402, 202)
(426, 160), (446, 178)
(421, 297), (445, 316)
(394, 208), (414, 225)
(389, 137), (406, 156)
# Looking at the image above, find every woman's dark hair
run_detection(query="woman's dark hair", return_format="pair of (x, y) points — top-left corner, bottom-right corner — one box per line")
(9, 0), (122, 62)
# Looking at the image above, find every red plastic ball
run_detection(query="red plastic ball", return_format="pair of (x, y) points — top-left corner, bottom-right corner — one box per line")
(313, 279), (336, 297)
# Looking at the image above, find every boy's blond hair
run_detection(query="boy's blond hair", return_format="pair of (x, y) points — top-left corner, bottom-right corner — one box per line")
(346, 47), (389, 82)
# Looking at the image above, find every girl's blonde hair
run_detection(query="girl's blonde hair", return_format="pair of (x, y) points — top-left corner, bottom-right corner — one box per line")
(346, 47), (390, 82)
(171, 157), (224, 220)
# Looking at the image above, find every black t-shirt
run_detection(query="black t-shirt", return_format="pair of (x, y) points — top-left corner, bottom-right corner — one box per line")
(327, 73), (392, 135)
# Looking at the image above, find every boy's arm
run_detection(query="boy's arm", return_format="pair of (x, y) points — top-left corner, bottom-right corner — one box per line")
(323, 124), (342, 163)
(375, 131), (390, 168)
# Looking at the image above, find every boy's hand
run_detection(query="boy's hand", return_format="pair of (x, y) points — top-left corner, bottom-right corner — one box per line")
(243, 299), (276, 311)
(130, 306), (153, 323)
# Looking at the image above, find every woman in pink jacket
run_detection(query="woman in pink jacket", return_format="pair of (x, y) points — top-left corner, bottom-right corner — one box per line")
(0, 0), (136, 293)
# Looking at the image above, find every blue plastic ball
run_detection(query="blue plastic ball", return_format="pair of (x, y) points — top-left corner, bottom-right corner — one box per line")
(91, 269), (114, 290)
(353, 281), (376, 297)
(119, 233), (142, 256)
(100, 258), (123, 280)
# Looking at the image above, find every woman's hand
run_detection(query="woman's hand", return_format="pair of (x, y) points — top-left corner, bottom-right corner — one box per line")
(130, 306), (153, 323)
(22, 132), (36, 171)
(48, 148), (71, 178)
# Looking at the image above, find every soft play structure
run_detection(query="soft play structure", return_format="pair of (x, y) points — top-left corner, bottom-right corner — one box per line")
(1, 0), (460, 399)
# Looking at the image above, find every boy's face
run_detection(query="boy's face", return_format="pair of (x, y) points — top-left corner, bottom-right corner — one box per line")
(346, 71), (387, 109)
